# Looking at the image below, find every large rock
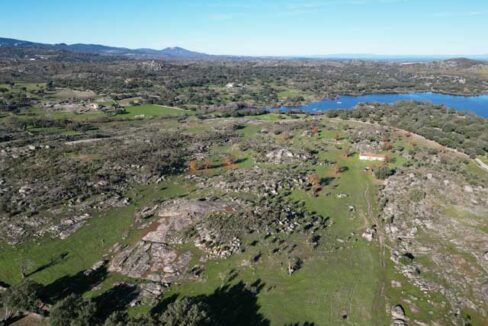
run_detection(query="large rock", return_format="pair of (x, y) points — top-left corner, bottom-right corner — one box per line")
(109, 199), (236, 283)
(265, 148), (310, 164)
(143, 199), (232, 244)
(391, 305), (406, 320)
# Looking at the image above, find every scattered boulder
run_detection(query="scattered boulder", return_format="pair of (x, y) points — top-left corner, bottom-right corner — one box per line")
(109, 199), (236, 283)
(143, 199), (234, 244)
(391, 319), (408, 326)
(287, 256), (303, 275)
(136, 205), (159, 221)
(391, 304), (406, 320)
(84, 260), (106, 276)
(362, 226), (377, 242)
(480, 281), (488, 301)
(391, 304), (407, 326)
(483, 251), (488, 261)
(265, 148), (310, 164)
(391, 280), (402, 288)
(139, 282), (165, 300)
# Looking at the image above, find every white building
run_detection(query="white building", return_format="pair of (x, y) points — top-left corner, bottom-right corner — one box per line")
(359, 152), (386, 161)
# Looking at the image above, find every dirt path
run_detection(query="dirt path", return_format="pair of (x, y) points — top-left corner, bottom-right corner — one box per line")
(364, 182), (388, 321)
(475, 158), (488, 172)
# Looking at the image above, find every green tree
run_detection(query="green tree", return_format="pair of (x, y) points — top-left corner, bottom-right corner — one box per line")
(50, 294), (97, 326)
(104, 311), (154, 326)
(159, 298), (211, 326)
(2, 280), (43, 320)
(374, 166), (393, 180)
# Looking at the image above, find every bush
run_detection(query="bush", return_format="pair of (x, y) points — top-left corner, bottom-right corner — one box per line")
(1, 280), (43, 317)
(159, 298), (211, 326)
(409, 189), (426, 202)
(374, 166), (394, 180)
(50, 294), (97, 326)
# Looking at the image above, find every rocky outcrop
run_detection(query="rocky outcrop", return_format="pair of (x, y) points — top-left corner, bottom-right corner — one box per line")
(265, 149), (310, 164)
(109, 199), (237, 283)
(380, 168), (488, 319)
(197, 166), (307, 197)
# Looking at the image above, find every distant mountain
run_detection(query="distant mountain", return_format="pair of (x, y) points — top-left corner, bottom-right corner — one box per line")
(1, 37), (487, 62)
(0, 37), (36, 47)
(306, 53), (488, 62)
(0, 37), (217, 60)
(159, 47), (212, 59)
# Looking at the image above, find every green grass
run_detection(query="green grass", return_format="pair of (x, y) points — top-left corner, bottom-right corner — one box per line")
(38, 109), (105, 122)
(160, 141), (386, 325)
(479, 155), (488, 165)
(1, 114), (472, 324)
(8, 104), (191, 123)
(246, 113), (289, 121)
(117, 105), (191, 119)
(464, 160), (488, 180)
(52, 88), (96, 99)
(0, 179), (190, 286)
(0, 206), (135, 285)
(118, 97), (143, 107)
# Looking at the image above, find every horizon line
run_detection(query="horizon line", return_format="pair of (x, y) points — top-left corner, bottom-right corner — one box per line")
(1, 35), (488, 58)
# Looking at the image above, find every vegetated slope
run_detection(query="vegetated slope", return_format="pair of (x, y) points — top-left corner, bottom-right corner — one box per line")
(0, 108), (390, 325)
(1, 102), (486, 325)
(1, 53), (487, 325)
(327, 102), (488, 158)
(0, 37), (220, 60)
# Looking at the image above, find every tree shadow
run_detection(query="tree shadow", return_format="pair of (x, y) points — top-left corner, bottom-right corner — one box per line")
(93, 283), (140, 322)
(150, 293), (179, 316)
(197, 279), (270, 326)
(41, 265), (108, 303)
(320, 176), (335, 186)
(210, 157), (249, 169)
(26, 252), (69, 277)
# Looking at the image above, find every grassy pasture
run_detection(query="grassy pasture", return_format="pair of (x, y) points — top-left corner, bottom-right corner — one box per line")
(0, 112), (471, 325)
(117, 104), (191, 119)
(155, 121), (388, 325)
(0, 180), (189, 286)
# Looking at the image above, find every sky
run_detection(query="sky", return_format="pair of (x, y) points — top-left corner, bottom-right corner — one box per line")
(1, 0), (487, 56)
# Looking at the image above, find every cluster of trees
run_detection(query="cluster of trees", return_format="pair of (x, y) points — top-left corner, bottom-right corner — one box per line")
(0, 91), (35, 112)
(374, 166), (395, 180)
(0, 280), (211, 326)
(0, 128), (236, 242)
(3, 51), (487, 114)
(327, 102), (488, 157)
(3, 116), (97, 133)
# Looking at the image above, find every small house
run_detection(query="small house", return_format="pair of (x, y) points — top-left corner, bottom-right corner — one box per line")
(359, 152), (386, 161)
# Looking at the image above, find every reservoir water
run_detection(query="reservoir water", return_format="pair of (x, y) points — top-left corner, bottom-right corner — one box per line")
(279, 92), (488, 118)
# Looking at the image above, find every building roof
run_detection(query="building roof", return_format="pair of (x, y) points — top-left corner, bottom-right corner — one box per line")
(360, 152), (386, 158)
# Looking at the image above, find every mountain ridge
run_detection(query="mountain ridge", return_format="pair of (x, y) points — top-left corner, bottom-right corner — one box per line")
(1, 37), (488, 61)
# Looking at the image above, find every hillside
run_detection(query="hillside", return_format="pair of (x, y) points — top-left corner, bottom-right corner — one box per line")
(0, 37), (216, 60)
(0, 50), (487, 326)
(0, 95), (487, 324)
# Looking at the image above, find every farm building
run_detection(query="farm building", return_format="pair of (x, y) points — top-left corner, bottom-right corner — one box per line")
(359, 152), (386, 161)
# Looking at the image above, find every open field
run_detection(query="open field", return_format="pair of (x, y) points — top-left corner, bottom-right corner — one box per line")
(1, 105), (487, 325)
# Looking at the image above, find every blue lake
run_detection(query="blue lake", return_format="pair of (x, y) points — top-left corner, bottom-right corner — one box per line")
(279, 92), (488, 118)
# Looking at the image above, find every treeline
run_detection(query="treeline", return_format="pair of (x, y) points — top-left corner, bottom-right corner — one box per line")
(1, 277), (268, 325)
(326, 102), (488, 157)
(2, 53), (488, 114)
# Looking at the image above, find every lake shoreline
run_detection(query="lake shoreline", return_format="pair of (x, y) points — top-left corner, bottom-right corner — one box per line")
(277, 92), (488, 118)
